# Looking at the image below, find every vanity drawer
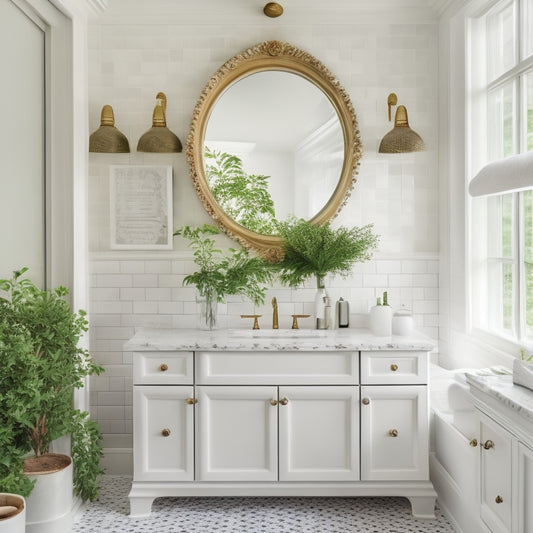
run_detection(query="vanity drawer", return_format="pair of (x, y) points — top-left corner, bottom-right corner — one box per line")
(196, 351), (359, 385)
(133, 351), (193, 385)
(360, 351), (427, 385)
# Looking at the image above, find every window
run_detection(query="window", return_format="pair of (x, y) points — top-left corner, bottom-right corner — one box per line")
(472, 0), (533, 343)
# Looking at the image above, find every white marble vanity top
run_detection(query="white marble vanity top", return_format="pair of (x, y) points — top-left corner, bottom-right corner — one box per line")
(124, 327), (435, 352)
(466, 372), (533, 424)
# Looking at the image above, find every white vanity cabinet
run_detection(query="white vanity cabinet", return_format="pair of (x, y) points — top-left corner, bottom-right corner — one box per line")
(127, 328), (436, 519)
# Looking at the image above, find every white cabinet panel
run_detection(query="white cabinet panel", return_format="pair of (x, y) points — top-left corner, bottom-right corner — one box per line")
(133, 386), (194, 481)
(479, 412), (513, 533)
(196, 386), (278, 481)
(360, 351), (427, 384)
(361, 385), (428, 480)
(279, 386), (360, 481)
(196, 352), (358, 385)
(133, 351), (193, 385)
(518, 442), (533, 533)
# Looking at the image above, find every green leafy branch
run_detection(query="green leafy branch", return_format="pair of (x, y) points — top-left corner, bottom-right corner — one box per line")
(173, 224), (274, 305)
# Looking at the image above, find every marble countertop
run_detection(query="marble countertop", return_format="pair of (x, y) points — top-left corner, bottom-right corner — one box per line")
(124, 327), (436, 353)
(466, 372), (533, 424)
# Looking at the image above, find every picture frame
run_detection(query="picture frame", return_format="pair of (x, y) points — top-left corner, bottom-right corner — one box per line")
(110, 165), (173, 250)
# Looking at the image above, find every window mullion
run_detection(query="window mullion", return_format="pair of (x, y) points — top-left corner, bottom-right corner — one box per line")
(516, 192), (525, 339)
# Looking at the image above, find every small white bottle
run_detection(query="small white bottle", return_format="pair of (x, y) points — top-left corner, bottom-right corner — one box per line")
(369, 294), (392, 336)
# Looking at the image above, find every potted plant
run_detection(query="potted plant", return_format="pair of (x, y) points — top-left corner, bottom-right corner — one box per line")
(275, 218), (379, 327)
(174, 224), (274, 328)
(0, 268), (104, 532)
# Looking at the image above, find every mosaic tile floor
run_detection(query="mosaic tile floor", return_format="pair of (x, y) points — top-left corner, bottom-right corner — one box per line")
(73, 476), (456, 533)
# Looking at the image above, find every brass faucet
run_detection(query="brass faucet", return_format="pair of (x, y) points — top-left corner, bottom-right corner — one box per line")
(272, 297), (279, 329)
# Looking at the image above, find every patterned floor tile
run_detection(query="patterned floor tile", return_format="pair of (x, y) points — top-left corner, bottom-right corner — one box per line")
(73, 476), (455, 532)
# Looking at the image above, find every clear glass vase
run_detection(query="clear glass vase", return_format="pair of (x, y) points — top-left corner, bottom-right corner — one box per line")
(197, 292), (218, 330)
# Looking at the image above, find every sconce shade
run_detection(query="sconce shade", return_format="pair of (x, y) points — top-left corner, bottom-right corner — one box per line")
(89, 105), (130, 153)
(378, 104), (426, 154)
(137, 92), (182, 153)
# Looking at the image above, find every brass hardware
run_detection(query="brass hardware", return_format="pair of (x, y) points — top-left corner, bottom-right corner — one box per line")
(161, 428), (171, 437)
(159, 363), (168, 372)
(263, 2), (283, 17)
(389, 429), (399, 437)
(137, 92), (183, 153)
(362, 398), (370, 405)
(482, 440), (495, 450)
(272, 297), (279, 329)
(390, 364), (398, 371)
(186, 398), (198, 405)
(495, 495), (503, 504)
(469, 439), (478, 447)
(270, 399), (278, 406)
(187, 40), (361, 259)
(280, 397), (289, 405)
(241, 314), (262, 329)
(378, 93), (426, 154)
(291, 314), (311, 329)
(89, 105), (130, 153)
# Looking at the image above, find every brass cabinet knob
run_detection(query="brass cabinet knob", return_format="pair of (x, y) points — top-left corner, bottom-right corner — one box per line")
(362, 398), (370, 405)
(469, 438), (478, 447)
(483, 440), (495, 450)
(186, 397), (198, 405)
(270, 399), (278, 406)
(495, 495), (503, 504)
(390, 364), (398, 371)
(280, 397), (289, 406)
(161, 428), (171, 437)
(389, 429), (399, 437)
(159, 363), (168, 372)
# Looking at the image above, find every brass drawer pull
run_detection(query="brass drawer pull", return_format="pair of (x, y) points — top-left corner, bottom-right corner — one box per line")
(159, 363), (168, 372)
(161, 428), (171, 437)
(390, 364), (398, 371)
(483, 440), (495, 450)
(362, 398), (370, 405)
(469, 439), (478, 447)
(280, 397), (289, 406)
(186, 398), (198, 405)
(389, 429), (399, 437)
(270, 399), (278, 406)
(495, 495), (503, 504)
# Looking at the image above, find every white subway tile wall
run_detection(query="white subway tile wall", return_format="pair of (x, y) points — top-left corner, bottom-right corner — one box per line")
(88, 6), (439, 445)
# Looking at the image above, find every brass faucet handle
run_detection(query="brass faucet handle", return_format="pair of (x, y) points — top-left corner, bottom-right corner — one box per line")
(291, 314), (311, 329)
(240, 314), (262, 330)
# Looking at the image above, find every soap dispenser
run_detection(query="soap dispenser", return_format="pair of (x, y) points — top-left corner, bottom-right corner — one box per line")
(336, 297), (350, 328)
(369, 291), (392, 336)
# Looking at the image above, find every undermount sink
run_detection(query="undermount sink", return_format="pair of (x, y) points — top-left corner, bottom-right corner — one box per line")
(227, 328), (330, 339)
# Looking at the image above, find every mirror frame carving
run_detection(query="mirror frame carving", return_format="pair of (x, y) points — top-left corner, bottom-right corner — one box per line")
(187, 40), (362, 261)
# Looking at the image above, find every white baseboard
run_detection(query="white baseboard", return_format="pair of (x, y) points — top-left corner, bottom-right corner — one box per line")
(101, 447), (133, 475)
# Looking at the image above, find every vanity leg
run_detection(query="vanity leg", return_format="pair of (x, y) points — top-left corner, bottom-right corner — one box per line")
(129, 496), (155, 517)
(407, 496), (437, 519)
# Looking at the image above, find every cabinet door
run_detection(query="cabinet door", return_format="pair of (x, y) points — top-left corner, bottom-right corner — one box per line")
(479, 412), (513, 533)
(196, 386), (278, 481)
(133, 385), (194, 481)
(278, 386), (359, 481)
(518, 441), (533, 533)
(360, 385), (428, 480)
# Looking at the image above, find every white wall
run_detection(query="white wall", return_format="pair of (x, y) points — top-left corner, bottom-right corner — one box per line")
(88, 0), (440, 452)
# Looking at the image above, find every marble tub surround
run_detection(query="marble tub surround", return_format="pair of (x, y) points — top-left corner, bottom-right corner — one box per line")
(466, 371), (533, 426)
(124, 327), (436, 353)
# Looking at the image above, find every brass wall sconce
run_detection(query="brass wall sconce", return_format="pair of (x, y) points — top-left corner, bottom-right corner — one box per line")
(378, 93), (426, 153)
(263, 2), (283, 17)
(89, 105), (130, 153)
(137, 92), (182, 153)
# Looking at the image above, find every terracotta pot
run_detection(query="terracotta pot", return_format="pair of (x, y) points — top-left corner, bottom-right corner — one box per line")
(0, 493), (25, 533)
(23, 453), (73, 533)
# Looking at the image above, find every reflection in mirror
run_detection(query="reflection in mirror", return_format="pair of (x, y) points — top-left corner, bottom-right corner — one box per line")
(204, 71), (344, 234)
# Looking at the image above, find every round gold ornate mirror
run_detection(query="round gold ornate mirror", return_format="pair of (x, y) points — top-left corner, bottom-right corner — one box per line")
(187, 40), (362, 261)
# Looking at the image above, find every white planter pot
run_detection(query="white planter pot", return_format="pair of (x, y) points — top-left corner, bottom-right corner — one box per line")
(0, 493), (25, 533)
(24, 454), (73, 533)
